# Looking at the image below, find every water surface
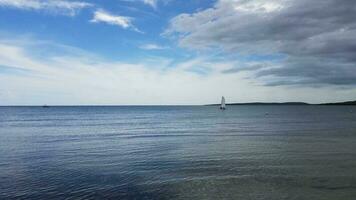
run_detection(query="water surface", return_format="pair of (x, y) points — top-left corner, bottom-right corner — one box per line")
(1, 106), (356, 199)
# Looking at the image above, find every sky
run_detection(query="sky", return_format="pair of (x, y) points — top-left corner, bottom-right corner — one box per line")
(0, 0), (356, 105)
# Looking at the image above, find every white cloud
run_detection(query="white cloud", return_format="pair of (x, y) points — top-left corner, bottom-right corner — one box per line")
(140, 43), (167, 50)
(90, 9), (141, 32)
(230, 0), (285, 13)
(1, 38), (356, 105)
(165, 0), (288, 51)
(143, 0), (157, 8)
(120, 0), (171, 9)
(122, 0), (172, 9)
(0, 0), (92, 16)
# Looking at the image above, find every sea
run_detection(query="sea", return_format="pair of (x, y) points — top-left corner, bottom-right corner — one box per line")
(1, 106), (356, 199)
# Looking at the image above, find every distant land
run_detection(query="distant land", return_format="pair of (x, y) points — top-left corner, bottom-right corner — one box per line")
(206, 100), (356, 106)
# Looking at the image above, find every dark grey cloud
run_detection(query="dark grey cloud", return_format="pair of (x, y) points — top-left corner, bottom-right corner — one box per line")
(166, 0), (356, 86)
(256, 57), (356, 86)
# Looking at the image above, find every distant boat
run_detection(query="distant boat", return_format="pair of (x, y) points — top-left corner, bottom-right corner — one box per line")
(220, 96), (226, 110)
(42, 105), (50, 108)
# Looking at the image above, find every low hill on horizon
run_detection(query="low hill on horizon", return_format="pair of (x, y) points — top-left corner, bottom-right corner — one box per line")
(206, 100), (356, 106)
(320, 100), (356, 105)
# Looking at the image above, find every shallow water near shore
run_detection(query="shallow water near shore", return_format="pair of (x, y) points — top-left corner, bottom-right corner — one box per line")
(1, 106), (356, 199)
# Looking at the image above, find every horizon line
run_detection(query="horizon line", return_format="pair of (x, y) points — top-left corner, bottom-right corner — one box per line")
(1, 100), (356, 107)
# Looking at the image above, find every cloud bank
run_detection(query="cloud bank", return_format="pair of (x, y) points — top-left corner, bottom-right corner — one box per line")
(1, 38), (356, 105)
(166, 0), (356, 86)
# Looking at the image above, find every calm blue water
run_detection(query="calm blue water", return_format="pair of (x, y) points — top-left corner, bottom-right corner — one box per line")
(1, 106), (356, 199)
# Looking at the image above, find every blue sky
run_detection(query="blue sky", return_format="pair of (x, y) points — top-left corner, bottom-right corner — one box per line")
(1, 0), (356, 105)
(0, 0), (213, 61)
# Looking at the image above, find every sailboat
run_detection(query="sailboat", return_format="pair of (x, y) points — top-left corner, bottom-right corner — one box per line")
(220, 96), (226, 110)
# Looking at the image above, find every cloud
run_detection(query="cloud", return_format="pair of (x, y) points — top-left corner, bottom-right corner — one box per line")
(222, 64), (266, 74)
(140, 43), (167, 50)
(3, 37), (356, 105)
(143, 0), (157, 8)
(0, 0), (92, 16)
(166, 0), (356, 86)
(90, 9), (142, 32)
(121, 0), (172, 9)
(0, 38), (240, 105)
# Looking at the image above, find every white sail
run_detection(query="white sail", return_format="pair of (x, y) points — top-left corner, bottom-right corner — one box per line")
(220, 96), (226, 110)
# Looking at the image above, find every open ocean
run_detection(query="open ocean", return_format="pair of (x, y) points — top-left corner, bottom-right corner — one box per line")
(1, 106), (356, 199)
